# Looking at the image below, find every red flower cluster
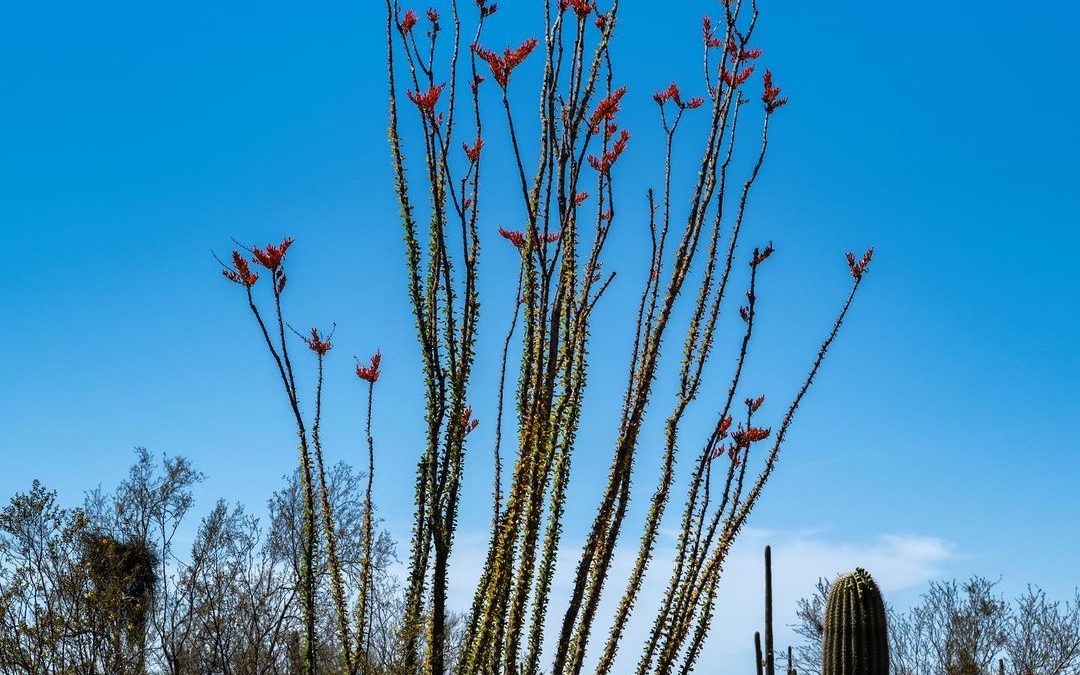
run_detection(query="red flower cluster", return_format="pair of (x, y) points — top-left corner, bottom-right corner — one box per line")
(251, 238), (294, 271)
(725, 38), (762, 62)
(762, 70), (788, 113)
(400, 9), (418, 34)
(732, 424), (771, 449)
(498, 227), (560, 250)
(463, 137), (484, 163)
(702, 16), (722, 49)
(249, 238), (293, 293)
(407, 83), (445, 116)
(587, 128), (630, 174)
(846, 247), (873, 280)
(356, 350), (382, 383)
(222, 250), (259, 288)
(589, 86), (627, 133)
(721, 64), (755, 88)
(307, 328), (333, 356)
(751, 242), (774, 267)
(426, 8), (440, 22)
(745, 395), (765, 413)
(738, 305), (750, 323)
(573, 191), (589, 205)
(652, 82), (705, 109)
(461, 406), (480, 435)
(498, 227), (526, 249)
(476, 0), (498, 18)
(559, 0), (595, 18)
(719, 415), (733, 437)
(473, 38), (538, 89)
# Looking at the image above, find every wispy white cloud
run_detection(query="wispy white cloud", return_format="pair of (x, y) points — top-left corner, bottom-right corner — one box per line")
(444, 527), (954, 671)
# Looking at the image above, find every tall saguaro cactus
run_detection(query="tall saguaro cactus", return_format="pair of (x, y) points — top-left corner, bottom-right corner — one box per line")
(765, 545), (775, 675)
(823, 568), (889, 675)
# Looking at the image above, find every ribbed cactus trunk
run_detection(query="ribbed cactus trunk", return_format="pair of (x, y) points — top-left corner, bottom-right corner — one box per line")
(822, 568), (889, 675)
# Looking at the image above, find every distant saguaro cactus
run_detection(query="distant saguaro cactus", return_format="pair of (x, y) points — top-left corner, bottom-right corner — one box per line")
(823, 568), (889, 675)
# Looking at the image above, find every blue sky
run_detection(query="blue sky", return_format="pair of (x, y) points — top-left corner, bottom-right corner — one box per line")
(1, 0), (1077, 665)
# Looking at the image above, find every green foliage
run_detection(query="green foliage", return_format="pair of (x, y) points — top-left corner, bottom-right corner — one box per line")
(823, 569), (889, 675)
(82, 533), (157, 658)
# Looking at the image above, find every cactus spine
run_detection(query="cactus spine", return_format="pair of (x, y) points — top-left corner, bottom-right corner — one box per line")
(822, 568), (889, 675)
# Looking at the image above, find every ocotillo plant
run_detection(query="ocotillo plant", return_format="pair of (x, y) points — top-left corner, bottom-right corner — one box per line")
(386, 0), (873, 673)
(221, 0), (874, 672)
(219, 243), (382, 675)
(822, 569), (889, 675)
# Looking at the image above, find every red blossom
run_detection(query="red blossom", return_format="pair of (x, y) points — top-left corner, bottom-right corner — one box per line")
(732, 424), (771, 449)
(407, 83), (445, 115)
(721, 64), (756, 87)
(306, 328), (333, 356)
(498, 227), (526, 249)
(762, 69), (789, 113)
(222, 250), (259, 287)
(399, 9), (418, 34)
(356, 350), (382, 383)
(654, 82), (705, 110)
(426, 8), (440, 22)
(594, 12), (609, 30)
(653, 82), (681, 106)
(725, 38), (762, 62)
(599, 210), (613, 221)
(460, 406), (480, 435)
(745, 395), (765, 413)
(463, 198), (473, 211)
(846, 247), (873, 280)
(463, 137), (484, 162)
(702, 16), (722, 48)
(476, 0), (498, 17)
(587, 128), (630, 174)
(719, 415), (734, 437)
(738, 305), (750, 322)
(498, 227), (559, 250)
(573, 191), (589, 205)
(559, 0), (596, 18)
(251, 238), (294, 271)
(728, 445), (741, 465)
(473, 38), (538, 89)
(751, 242), (774, 267)
(589, 86), (627, 133)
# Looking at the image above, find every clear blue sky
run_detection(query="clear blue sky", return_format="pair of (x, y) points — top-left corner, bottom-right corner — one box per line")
(1, 0), (1077, 663)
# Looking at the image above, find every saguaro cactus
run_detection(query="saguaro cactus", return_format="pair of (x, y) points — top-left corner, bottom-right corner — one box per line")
(823, 568), (889, 675)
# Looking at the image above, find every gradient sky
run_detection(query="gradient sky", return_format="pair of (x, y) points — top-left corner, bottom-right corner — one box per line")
(2, 0), (1077, 667)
